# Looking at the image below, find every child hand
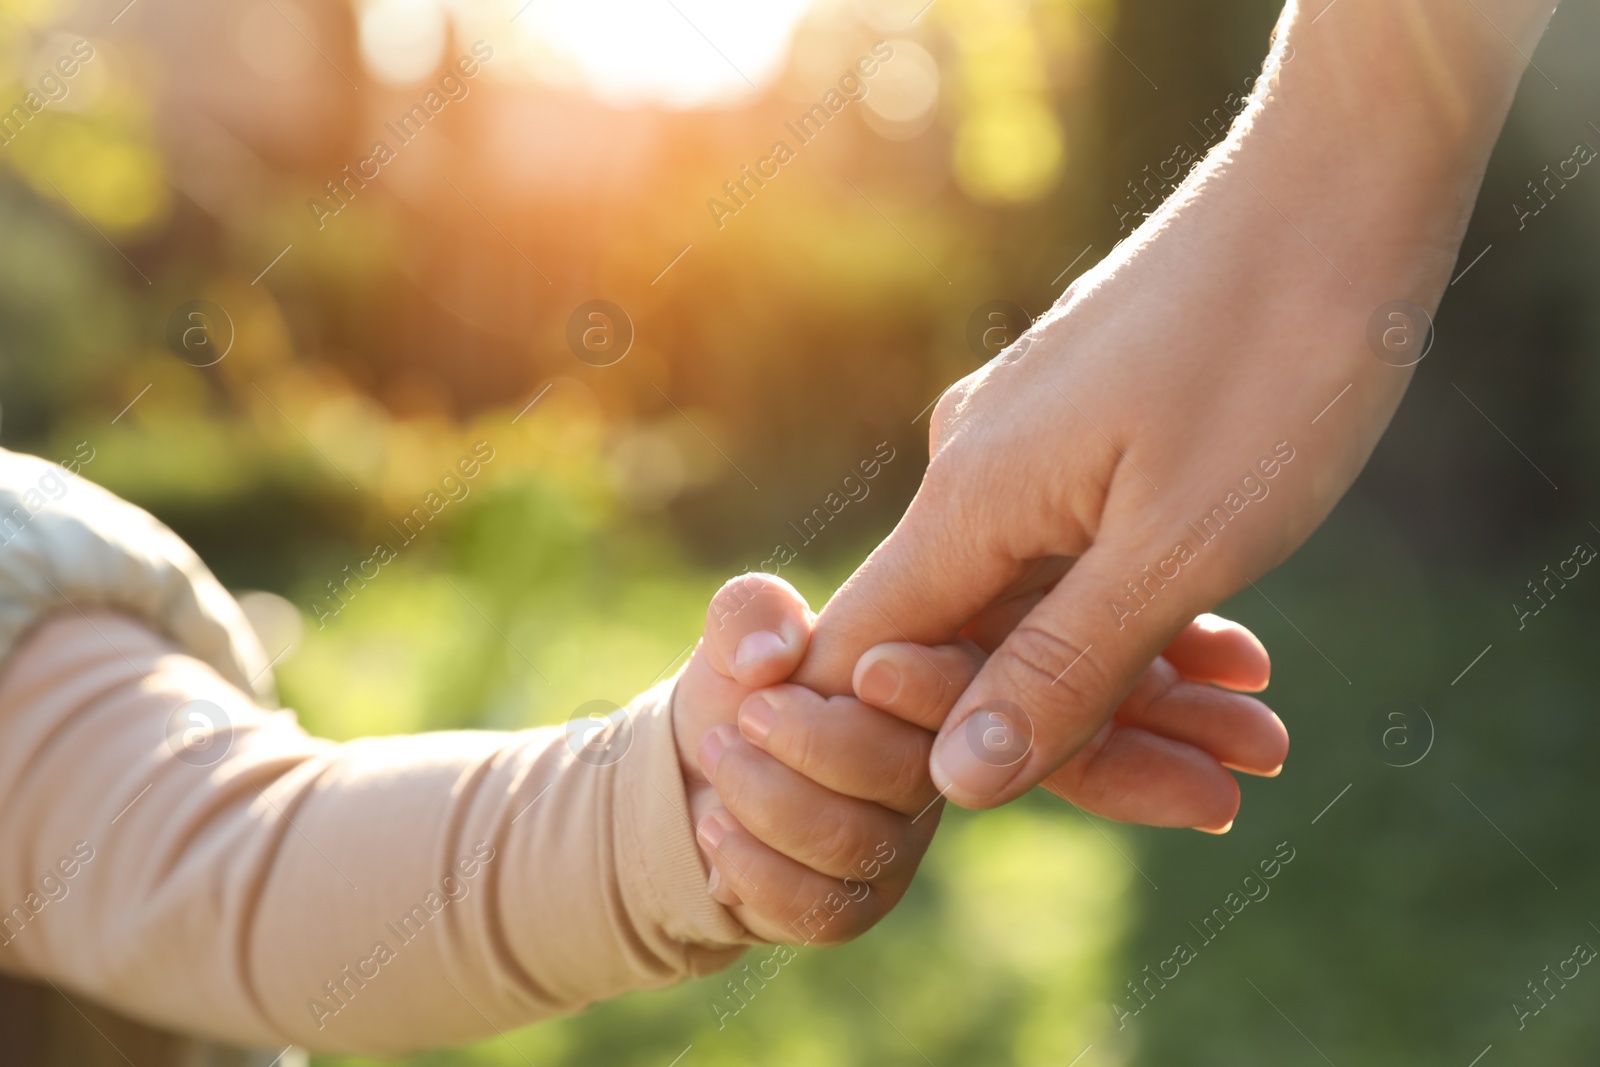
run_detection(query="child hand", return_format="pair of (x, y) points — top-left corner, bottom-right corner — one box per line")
(671, 572), (814, 853)
(851, 613), (1288, 832)
(672, 572), (970, 944)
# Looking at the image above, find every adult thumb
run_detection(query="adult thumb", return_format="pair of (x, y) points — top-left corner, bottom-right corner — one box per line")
(793, 488), (1015, 697)
(926, 537), (1206, 808)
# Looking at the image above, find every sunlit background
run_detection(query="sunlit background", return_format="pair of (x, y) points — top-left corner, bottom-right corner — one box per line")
(6, 0), (1600, 1063)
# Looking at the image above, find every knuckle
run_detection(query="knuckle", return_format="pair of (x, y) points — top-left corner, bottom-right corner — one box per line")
(710, 752), (754, 814)
(775, 710), (821, 777)
(940, 639), (985, 689)
(880, 740), (934, 813)
(928, 386), (964, 444)
(803, 816), (872, 879)
(725, 854), (765, 901)
(754, 867), (802, 918)
(774, 881), (834, 944)
(1053, 728), (1125, 814)
(781, 882), (876, 946)
(1043, 754), (1090, 804)
(999, 623), (1101, 701)
(992, 625), (1113, 754)
(929, 364), (1001, 452)
(1081, 751), (1133, 813)
(1132, 656), (1183, 714)
(822, 903), (878, 944)
(900, 659), (945, 715)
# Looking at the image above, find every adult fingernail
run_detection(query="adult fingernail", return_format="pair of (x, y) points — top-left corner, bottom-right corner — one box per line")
(1225, 761), (1284, 779)
(1196, 820), (1234, 835)
(698, 728), (728, 779)
(698, 811), (728, 852)
(929, 701), (1035, 805)
(857, 660), (902, 706)
(735, 630), (786, 670)
(739, 694), (774, 745)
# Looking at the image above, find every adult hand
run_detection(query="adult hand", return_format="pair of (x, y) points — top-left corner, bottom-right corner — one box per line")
(794, 0), (1552, 810)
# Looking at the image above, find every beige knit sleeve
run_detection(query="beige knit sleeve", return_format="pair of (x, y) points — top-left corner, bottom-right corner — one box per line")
(0, 610), (749, 1054)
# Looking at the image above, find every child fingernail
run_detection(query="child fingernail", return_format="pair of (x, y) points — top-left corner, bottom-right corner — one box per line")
(735, 630), (787, 669)
(858, 661), (902, 705)
(698, 728), (727, 779)
(698, 812), (728, 852)
(1196, 820), (1235, 835)
(739, 695), (775, 745)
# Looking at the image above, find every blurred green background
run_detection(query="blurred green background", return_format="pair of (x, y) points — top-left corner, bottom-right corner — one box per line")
(5, 0), (1600, 1062)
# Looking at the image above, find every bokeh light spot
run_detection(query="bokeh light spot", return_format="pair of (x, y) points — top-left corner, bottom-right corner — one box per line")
(359, 0), (447, 87)
(953, 100), (1064, 203)
(509, 0), (814, 109)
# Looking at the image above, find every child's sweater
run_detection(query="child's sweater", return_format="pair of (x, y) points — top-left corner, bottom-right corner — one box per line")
(0, 448), (748, 1055)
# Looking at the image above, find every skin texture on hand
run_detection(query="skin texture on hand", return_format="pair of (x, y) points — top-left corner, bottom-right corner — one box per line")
(792, 0), (1557, 810)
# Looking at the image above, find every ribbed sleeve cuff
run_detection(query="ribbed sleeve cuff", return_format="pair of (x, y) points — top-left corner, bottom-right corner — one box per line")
(613, 680), (756, 973)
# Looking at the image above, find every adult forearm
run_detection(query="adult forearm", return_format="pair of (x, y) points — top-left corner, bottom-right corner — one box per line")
(1226, 0), (1553, 299)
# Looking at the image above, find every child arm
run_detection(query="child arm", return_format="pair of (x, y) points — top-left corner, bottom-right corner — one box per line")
(0, 611), (744, 1055)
